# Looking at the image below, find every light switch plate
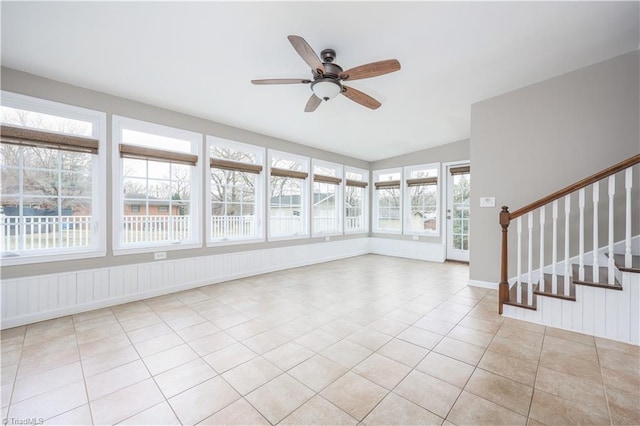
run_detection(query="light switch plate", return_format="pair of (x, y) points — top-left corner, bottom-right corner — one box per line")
(480, 197), (496, 207)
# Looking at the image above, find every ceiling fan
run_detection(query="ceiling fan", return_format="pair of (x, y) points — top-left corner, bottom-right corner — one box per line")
(251, 35), (401, 112)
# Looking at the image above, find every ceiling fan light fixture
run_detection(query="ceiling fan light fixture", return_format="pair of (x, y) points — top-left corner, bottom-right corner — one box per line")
(311, 79), (342, 101)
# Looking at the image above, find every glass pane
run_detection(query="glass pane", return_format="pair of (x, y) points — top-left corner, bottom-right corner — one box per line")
(1, 106), (93, 136)
(122, 129), (192, 153)
(270, 176), (303, 235)
(271, 157), (303, 171)
(171, 181), (190, 201)
(409, 168), (437, 178)
(61, 172), (92, 196)
(23, 170), (57, 196)
(346, 171), (364, 181)
(148, 180), (171, 200)
(377, 171), (400, 181)
(147, 160), (170, 180)
(0, 145), (20, 167)
(1, 167), (20, 195)
(211, 202), (225, 216)
(23, 146), (59, 169)
(123, 178), (147, 198)
(211, 145), (256, 163)
(313, 165), (336, 176)
(61, 151), (92, 172)
(123, 158), (147, 178)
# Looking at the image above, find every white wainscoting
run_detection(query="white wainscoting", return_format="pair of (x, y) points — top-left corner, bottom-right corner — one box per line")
(1, 238), (372, 329)
(369, 238), (445, 262)
(503, 271), (640, 345)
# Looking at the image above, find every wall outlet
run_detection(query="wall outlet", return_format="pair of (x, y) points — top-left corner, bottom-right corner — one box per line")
(154, 252), (167, 260)
(480, 197), (496, 207)
(325, 236), (331, 242)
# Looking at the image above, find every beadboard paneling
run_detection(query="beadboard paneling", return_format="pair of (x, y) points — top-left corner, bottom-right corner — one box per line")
(1, 238), (370, 329)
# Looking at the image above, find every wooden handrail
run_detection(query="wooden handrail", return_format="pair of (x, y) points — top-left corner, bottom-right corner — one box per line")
(509, 154), (640, 220)
(498, 153), (639, 314)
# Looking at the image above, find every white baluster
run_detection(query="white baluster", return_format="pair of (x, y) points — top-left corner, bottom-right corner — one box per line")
(625, 168), (632, 268)
(564, 194), (571, 296)
(517, 216), (522, 304)
(593, 182), (600, 283)
(552, 200), (558, 294)
(527, 212), (533, 306)
(608, 175), (615, 285)
(539, 206), (546, 292)
(579, 188), (585, 281)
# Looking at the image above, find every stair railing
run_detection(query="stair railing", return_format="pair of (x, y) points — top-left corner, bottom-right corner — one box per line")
(499, 154), (640, 314)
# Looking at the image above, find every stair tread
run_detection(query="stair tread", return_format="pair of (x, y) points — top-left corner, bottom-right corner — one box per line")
(504, 282), (537, 310)
(571, 264), (622, 290)
(610, 254), (640, 273)
(534, 274), (576, 301)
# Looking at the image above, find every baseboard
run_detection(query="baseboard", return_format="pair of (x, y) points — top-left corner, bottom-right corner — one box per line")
(468, 279), (498, 290)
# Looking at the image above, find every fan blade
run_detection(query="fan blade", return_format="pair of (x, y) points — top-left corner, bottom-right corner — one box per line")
(304, 94), (322, 112)
(339, 59), (401, 81)
(251, 78), (311, 85)
(342, 86), (381, 110)
(288, 35), (326, 74)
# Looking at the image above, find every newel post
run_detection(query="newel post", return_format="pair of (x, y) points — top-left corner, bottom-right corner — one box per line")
(499, 206), (511, 314)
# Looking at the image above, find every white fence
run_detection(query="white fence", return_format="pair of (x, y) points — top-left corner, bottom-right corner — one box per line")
(1, 215), (93, 251)
(123, 215), (191, 243)
(2, 214), (368, 251)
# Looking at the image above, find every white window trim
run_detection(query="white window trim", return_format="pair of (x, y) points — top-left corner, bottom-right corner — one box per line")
(403, 162), (440, 237)
(0, 91), (107, 266)
(112, 115), (202, 255)
(311, 159), (343, 237)
(206, 136), (265, 246)
(372, 167), (403, 234)
(267, 149), (310, 240)
(344, 165), (369, 235)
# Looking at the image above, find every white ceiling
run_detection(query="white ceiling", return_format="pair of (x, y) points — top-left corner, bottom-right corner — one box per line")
(1, 2), (638, 162)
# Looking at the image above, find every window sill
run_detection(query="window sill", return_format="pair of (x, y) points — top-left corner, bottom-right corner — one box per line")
(267, 233), (310, 242)
(113, 242), (202, 256)
(0, 249), (106, 266)
(207, 237), (266, 247)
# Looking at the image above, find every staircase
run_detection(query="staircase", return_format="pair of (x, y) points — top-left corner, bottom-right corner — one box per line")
(498, 154), (640, 344)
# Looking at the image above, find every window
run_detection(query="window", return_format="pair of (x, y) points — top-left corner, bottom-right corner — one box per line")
(113, 116), (201, 253)
(269, 150), (309, 239)
(344, 167), (369, 233)
(208, 137), (264, 243)
(0, 91), (106, 264)
(373, 168), (402, 233)
(404, 164), (439, 235)
(312, 160), (342, 236)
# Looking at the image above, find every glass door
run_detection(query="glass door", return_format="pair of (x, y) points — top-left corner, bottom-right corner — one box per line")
(446, 164), (470, 262)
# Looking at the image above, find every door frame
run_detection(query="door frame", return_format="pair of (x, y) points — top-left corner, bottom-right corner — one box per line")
(442, 160), (471, 262)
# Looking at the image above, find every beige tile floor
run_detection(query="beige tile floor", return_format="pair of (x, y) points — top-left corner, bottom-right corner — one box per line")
(1, 254), (639, 425)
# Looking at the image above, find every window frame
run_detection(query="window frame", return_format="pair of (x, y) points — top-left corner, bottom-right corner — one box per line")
(206, 136), (265, 246)
(311, 159), (343, 237)
(403, 163), (441, 237)
(0, 91), (107, 265)
(372, 167), (403, 234)
(344, 166), (369, 234)
(112, 115), (202, 255)
(267, 150), (310, 240)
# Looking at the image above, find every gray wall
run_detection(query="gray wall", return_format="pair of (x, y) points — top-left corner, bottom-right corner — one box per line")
(370, 139), (470, 245)
(0, 68), (370, 279)
(470, 51), (640, 283)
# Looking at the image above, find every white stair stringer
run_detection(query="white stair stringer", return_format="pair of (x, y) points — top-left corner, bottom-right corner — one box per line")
(503, 245), (639, 346)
